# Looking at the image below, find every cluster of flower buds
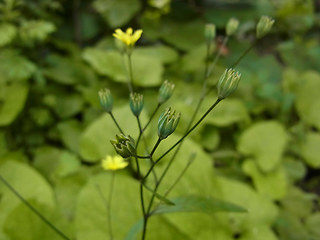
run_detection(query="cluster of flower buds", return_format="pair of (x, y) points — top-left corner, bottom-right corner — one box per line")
(129, 93), (144, 117)
(256, 16), (275, 39)
(158, 107), (181, 140)
(204, 24), (216, 44)
(110, 134), (136, 158)
(158, 80), (175, 104)
(98, 88), (113, 113)
(226, 18), (239, 36)
(217, 68), (241, 100)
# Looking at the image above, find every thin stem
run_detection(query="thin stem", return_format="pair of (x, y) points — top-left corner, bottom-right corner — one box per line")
(150, 138), (162, 157)
(207, 36), (229, 78)
(230, 40), (257, 69)
(164, 154), (195, 197)
(136, 116), (158, 182)
(127, 53), (134, 93)
(0, 175), (71, 240)
(143, 98), (222, 181)
(142, 103), (161, 133)
(109, 112), (124, 134)
(139, 179), (147, 240)
(108, 173), (115, 240)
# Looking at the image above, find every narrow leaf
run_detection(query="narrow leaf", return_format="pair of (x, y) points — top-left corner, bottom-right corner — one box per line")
(124, 218), (143, 240)
(143, 184), (175, 205)
(152, 195), (247, 215)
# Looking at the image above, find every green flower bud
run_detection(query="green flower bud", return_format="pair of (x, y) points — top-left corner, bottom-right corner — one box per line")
(226, 18), (239, 36)
(158, 107), (181, 140)
(99, 88), (113, 113)
(129, 92), (144, 117)
(204, 24), (216, 43)
(110, 134), (136, 158)
(217, 68), (241, 100)
(158, 80), (175, 104)
(256, 16), (275, 39)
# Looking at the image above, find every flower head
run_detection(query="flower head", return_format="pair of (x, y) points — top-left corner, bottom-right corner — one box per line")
(226, 18), (239, 36)
(256, 16), (275, 39)
(98, 88), (113, 113)
(113, 28), (143, 47)
(217, 68), (241, 99)
(158, 80), (175, 104)
(110, 134), (136, 158)
(129, 92), (144, 117)
(101, 155), (128, 171)
(158, 107), (181, 140)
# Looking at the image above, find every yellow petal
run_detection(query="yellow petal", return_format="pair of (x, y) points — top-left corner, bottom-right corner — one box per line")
(126, 28), (133, 35)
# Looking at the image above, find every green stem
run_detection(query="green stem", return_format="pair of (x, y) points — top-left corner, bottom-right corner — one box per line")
(0, 175), (71, 240)
(150, 138), (162, 157)
(107, 172), (115, 240)
(143, 98), (222, 181)
(127, 53), (134, 93)
(109, 112), (124, 134)
(230, 40), (257, 69)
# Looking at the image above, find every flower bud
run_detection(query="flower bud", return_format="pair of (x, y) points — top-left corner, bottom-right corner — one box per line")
(256, 16), (275, 39)
(204, 24), (216, 44)
(129, 92), (144, 117)
(158, 107), (181, 140)
(110, 134), (136, 158)
(158, 80), (175, 104)
(217, 68), (241, 99)
(226, 18), (239, 36)
(98, 88), (113, 113)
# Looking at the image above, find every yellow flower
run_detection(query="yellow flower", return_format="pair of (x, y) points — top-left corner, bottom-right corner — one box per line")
(113, 28), (143, 47)
(101, 155), (129, 171)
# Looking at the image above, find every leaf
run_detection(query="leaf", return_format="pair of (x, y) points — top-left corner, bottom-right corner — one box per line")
(3, 200), (73, 240)
(93, 0), (141, 27)
(134, 45), (179, 64)
(83, 48), (163, 87)
(19, 20), (55, 43)
(124, 219), (143, 240)
(0, 83), (29, 126)
(237, 121), (288, 172)
(242, 159), (287, 200)
(300, 132), (320, 168)
(0, 161), (55, 236)
(152, 195), (246, 215)
(0, 49), (36, 82)
(295, 71), (320, 130)
(0, 23), (17, 47)
(57, 120), (82, 153)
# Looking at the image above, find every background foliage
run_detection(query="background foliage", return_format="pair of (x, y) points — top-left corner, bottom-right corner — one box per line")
(0, 0), (320, 239)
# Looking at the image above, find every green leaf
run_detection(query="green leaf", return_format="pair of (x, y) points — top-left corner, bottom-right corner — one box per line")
(153, 195), (246, 215)
(242, 159), (288, 200)
(93, 0), (141, 27)
(3, 200), (73, 240)
(237, 121), (288, 172)
(0, 161), (55, 237)
(124, 219), (143, 240)
(295, 71), (320, 130)
(19, 20), (55, 43)
(0, 50), (36, 82)
(57, 120), (82, 153)
(306, 213), (320, 238)
(51, 93), (85, 119)
(134, 45), (179, 64)
(300, 132), (320, 168)
(83, 48), (163, 87)
(205, 99), (250, 126)
(0, 23), (17, 47)
(0, 83), (29, 126)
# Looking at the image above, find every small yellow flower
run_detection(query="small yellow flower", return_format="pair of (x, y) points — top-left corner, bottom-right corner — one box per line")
(113, 28), (143, 47)
(101, 155), (129, 171)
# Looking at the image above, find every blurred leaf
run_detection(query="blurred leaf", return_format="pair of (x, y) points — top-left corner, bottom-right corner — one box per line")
(237, 121), (288, 172)
(0, 50), (36, 82)
(206, 99), (250, 126)
(242, 159), (287, 200)
(306, 213), (320, 238)
(283, 157), (306, 182)
(57, 120), (82, 153)
(3, 200), (73, 240)
(93, 0), (141, 27)
(19, 20), (55, 43)
(0, 161), (55, 236)
(134, 45), (179, 64)
(300, 132), (320, 168)
(0, 23), (17, 47)
(0, 83), (29, 126)
(153, 195), (246, 215)
(295, 71), (320, 130)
